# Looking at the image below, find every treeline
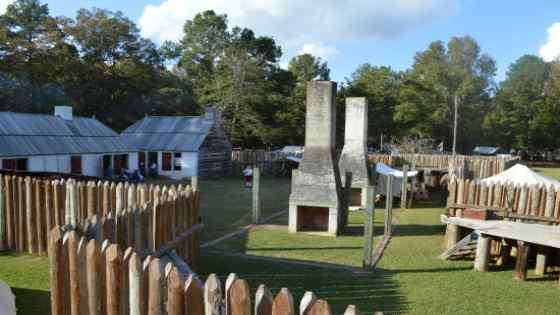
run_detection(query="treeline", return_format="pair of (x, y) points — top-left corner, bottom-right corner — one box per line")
(1, 0), (559, 152)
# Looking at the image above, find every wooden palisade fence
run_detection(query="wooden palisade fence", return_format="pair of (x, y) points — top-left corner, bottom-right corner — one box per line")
(0, 174), (201, 268)
(50, 227), (384, 315)
(368, 154), (519, 179)
(447, 177), (560, 223)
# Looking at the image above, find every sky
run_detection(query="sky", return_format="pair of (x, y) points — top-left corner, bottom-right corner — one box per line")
(3, 0), (560, 83)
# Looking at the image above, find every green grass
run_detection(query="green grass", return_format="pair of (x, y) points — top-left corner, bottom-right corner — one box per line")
(199, 176), (291, 242)
(4, 172), (560, 314)
(0, 252), (50, 315)
(532, 167), (560, 180)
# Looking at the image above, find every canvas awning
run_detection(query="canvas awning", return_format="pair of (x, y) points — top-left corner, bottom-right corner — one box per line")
(481, 163), (560, 188)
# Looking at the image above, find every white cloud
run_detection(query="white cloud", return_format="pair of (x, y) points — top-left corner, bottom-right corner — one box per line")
(540, 22), (560, 62)
(139, 0), (459, 60)
(298, 42), (338, 61)
(0, 0), (14, 14)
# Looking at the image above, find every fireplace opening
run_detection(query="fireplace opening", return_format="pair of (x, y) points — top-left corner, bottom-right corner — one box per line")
(350, 188), (362, 207)
(297, 206), (329, 232)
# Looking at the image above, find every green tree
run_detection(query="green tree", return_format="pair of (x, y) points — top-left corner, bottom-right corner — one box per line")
(490, 55), (550, 150)
(344, 64), (401, 146)
(396, 36), (496, 152)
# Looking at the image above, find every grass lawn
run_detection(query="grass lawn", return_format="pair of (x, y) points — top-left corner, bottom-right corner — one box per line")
(532, 166), (560, 180)
(3, 171), (560, 314)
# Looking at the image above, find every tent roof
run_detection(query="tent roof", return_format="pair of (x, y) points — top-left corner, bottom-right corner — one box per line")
(376, 163), (419, 178)
(481, 164), (560, 188)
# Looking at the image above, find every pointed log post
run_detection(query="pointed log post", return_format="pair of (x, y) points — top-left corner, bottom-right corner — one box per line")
(474, 234), (490, 272)
(105, 244), (122, 315)
(76, 237), (90, 315)
(400, 165), (408, 209)
(148, 258), (164, 315)
(230, 278), (251, 315)
(408, 161), (416, 208)
(86, 239), (102, 315)
(204, 274), (222, 315)
(299, 291), (317, 315)
(25, 177), (36, 254)
(515, 240), (530, 281)
(363, 185), (375, 268)
(272, 288), (295, 315)
(184, 275), (205, 315)
(225, 273), (238, 315)
(129, 252), (143, 315)
(255, 284), (273, 315)
(49, 228), (67, 315)
(252, 167), (261, 224)
(35, 179), (46, 255)
(166, 265), (185, 315)
(306, 300), (331, 315)
(116, 183), (124, 215)
(344, 305), (361, 315)
(5, 175), (14, 250)
(87, 181), (96, 217)
(65, 231), (81, 315)
(0, 174), (5, 251)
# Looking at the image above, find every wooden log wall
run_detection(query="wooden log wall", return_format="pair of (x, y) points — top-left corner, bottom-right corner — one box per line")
(447, 177), (560, 223)
(368, 154), (519, 179)
(0, 174), (201, 267)
(50, 227), (384, 315)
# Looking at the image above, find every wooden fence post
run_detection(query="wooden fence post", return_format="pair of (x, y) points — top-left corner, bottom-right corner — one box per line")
(166, 265), (185, 315)
(253, 167), (261, 224)
(191, 176), (199, 191)
(385, 175), (394, 237)
(105, 244), (122, 315)
(300, 291), (317, 315)
(148, 258), (164, 315)
(225, 273), (238, 315)
(204, 274), (222, 315)
(25, 177), (36, 254)
(400, 165), (408, 209)
(306, 299), (331, 315)
(474, 234), (490, 272)
(86, 239), (102, 315)
(255, 284), (273, 315)
(5, 175), (14, 249)
(65, 230), (81, 315)
(230, 278), (251, 315)
(184, 275), (205, 315)
(0, 174), (4, 250)
(49, 227), (67, 315)
(363, 186), (375, 268)
(35, 179), (45, 255)
(129, 252), (143, 315)
(515, 241), (529, 281)
(344, 305), (361, 315)
(272, 288), (295, 315)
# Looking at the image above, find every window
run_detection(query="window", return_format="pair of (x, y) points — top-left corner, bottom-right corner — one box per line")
(173, 152), (182, 171)
(2, 159), (16, 170)
(138, 152), (146, 170)
(162, 152), (172, 171)
(1, 159), (27, 171)
(71, 156), (82, 174)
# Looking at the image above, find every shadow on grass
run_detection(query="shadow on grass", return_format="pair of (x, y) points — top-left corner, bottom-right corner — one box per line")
(199, 252), (409, 314)
(10, 287), (50, 315)
(244, 246), (363, 251)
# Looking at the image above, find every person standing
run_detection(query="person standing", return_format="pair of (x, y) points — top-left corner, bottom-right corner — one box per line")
(243, 165), (253, 188)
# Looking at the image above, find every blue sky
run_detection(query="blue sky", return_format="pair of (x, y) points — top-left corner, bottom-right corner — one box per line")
(21, 1), (560, 83)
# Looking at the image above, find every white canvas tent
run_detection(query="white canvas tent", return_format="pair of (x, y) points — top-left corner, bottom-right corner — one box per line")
(376, 163), (419, 197)
(481, 163), (560, 188)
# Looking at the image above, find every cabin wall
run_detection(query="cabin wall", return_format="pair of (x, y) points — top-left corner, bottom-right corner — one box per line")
(154, 151), (198, 180)
(198, 123), (232, 178)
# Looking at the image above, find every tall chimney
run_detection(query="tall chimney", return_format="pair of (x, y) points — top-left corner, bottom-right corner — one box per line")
(289, 81), (344, 236)
(339, 97), (374, 209)
(54, 106), (73, 120)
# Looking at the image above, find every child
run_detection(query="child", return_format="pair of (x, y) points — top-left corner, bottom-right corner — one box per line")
(243, 165), (253, 188)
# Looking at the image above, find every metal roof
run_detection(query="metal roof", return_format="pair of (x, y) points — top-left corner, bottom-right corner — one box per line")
(0, 112), (130, 157)
(121, 116), (214, 152)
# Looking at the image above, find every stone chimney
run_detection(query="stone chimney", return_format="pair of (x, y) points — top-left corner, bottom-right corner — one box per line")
(54, 106), (73, 120)
(339, 97), (374, 209)
(289, 81), (344, 236)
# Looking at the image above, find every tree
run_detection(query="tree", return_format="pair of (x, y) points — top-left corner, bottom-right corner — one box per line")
(490, 55), (550, 150)
(395, 36), (496, 152)
(344, 64), (401, 147)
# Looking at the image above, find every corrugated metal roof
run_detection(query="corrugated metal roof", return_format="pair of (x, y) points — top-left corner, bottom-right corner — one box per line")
(121, 116), (214, 152)
(0, 112), (130, 157)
